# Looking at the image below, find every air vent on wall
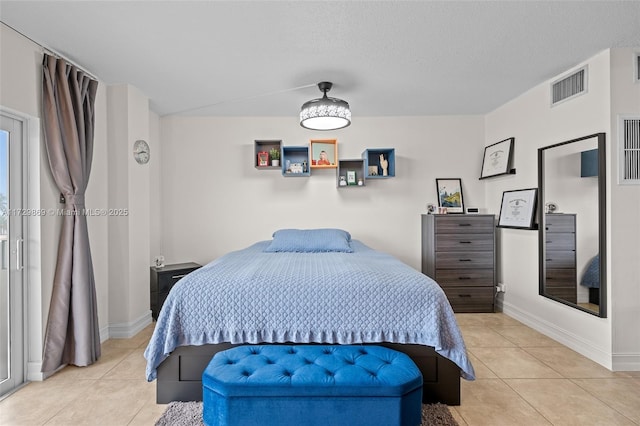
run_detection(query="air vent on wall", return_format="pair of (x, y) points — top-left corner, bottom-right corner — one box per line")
(620, 116), (640, 184)
(551, 66), (587, 106)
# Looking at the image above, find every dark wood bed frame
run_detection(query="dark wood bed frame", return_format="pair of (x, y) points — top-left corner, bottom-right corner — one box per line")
(156, 342), (462, 405)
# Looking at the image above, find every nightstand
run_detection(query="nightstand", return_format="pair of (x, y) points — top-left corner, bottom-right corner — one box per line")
(150, 262), (201, 320)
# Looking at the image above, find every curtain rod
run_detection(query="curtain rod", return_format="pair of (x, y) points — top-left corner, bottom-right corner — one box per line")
(2, 22), (100, 81)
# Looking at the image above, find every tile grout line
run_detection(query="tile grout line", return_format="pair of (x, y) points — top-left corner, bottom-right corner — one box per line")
(568, 378), (640, 425)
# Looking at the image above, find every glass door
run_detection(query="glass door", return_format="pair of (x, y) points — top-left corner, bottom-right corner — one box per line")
(0, 113), (25, 397)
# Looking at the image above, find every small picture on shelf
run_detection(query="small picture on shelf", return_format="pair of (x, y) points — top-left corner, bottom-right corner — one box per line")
(310, 139), (338, 168)
(257, 151), (269, 167)
(347, 170), (357, 185)
(368, 165), (379, 176)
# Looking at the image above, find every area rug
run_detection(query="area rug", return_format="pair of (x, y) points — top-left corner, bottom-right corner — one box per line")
(155, 401), (458, 426)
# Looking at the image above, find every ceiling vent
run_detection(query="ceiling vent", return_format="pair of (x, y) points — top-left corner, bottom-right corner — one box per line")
(551, 66), (587, 106)
(619, 116), (640, 184)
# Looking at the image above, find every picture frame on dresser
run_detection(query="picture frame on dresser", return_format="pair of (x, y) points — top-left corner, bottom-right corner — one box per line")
(436, 178), (465, 214)
(497, 188), (538, 229)
(480, 137), (515, 179)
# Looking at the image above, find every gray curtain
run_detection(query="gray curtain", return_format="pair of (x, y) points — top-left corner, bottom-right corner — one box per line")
(41, 54), (100, 372)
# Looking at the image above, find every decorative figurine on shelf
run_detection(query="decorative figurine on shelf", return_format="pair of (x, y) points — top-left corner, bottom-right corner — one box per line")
(339, 176), (347, 186)
(545, 202), (558, 214)
(426, 203), (436, 214)
(380, 154), (388, 176)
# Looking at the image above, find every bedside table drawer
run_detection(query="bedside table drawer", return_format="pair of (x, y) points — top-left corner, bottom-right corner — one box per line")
(151, 262), (201, 320)
(157, 272), (191, 293)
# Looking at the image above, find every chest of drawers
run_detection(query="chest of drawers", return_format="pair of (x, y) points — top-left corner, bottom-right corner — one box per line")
(421, 214), (496, 312)
(544, 214), (577, 304)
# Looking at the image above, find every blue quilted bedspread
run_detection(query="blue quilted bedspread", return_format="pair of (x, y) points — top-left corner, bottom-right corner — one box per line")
(144, 241), (475, 381)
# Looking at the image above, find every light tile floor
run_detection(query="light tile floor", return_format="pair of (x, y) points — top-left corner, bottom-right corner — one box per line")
(0, 313), (638, 425)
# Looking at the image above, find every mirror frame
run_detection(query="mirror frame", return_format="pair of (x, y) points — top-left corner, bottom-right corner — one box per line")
(537, 132), (607, 317)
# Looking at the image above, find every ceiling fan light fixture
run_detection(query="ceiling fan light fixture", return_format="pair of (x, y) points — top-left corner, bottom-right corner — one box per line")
(300, 82), (351, 130)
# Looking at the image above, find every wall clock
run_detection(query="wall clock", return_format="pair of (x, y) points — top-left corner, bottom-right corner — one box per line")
(133, 139), (150, 164)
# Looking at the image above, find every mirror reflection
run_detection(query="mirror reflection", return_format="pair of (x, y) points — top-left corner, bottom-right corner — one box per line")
(538, 133), (606, 317)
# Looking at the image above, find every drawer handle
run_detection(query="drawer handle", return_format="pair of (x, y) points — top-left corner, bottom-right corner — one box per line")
(459, 241), (472, 244)
(546, 259), (553, 261)
(459, 259), (472, 262)
(458, 224), (471, 227)
(546, 240), (552, 244)
(458, 277), (471, 280)
(171, 274), (187, 279)
(458, 294), (472, 298)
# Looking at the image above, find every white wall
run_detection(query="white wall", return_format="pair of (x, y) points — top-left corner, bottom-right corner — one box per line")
(149, 111), (162, 264)
(609, 48), (640, 370)
(484, 51), (614, 367)
(0, 23), (110, 377)
(158, 116), (485, 269)
(107, 84), (152, 337)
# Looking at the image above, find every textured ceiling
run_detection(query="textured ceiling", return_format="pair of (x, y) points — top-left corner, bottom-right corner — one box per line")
(1, 1), (639, 117)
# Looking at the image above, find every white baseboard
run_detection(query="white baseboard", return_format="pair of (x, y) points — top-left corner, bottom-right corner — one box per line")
(612, 353), (640, 371)
(99, 325), (110, 343)
(27, 362), (44, 382)
(108, 310), (153, 339)
(501, 300), (613, 369)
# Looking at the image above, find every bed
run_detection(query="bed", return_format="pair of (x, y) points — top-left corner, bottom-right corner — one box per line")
(144, 229), (475, 405)
(580, 254), (600, 304)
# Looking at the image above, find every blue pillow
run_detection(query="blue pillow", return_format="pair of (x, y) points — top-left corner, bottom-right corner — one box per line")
(264, 228), (353, 253)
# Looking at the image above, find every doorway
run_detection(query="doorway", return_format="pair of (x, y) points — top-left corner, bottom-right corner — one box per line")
(0, 113), (25, 397)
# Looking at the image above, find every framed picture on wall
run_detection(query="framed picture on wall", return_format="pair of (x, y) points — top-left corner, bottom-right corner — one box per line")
(480, 137), (515, 179)
(436, 178), (465, 214)
(497, 188), (538, 229)
(310, 139), (338, 168)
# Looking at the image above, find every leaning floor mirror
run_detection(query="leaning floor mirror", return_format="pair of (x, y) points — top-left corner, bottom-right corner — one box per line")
(537, 133), (606, 317)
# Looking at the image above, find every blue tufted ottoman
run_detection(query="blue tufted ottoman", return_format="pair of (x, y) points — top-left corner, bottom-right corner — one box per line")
(202, 345), (423, 426)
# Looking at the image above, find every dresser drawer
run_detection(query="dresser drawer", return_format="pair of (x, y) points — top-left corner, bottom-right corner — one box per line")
(546, 268), (577, 286)
(434, 216), (495, 234)
(435, 251), (494, 269)
(442, 286), (494, 312)
(435, 269), (494, 287)
(544, 270), (577, 303)
(545, 233), (575, 251)
(545, 214), (575, 232)
(435, 233), (493, 251)
(544, 250), (575, 268)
